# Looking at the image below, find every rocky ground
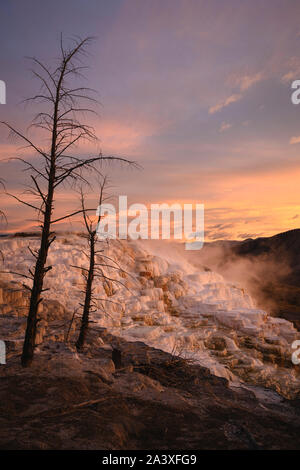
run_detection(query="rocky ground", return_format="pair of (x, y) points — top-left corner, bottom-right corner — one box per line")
(0, 236), (300, 449)
(1, 324), (300, 450)
(0, 282), (299, 450)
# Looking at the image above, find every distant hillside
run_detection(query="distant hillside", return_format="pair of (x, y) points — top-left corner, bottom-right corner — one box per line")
(232, 229), (300, 283)
(189, 229), (300, 330)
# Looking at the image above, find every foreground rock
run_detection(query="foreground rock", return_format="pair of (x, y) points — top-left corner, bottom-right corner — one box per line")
(0, 326), (300, 450)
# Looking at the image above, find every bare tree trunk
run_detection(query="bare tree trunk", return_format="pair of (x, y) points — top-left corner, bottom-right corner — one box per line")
(76, 231), (95, 351)
(21, 67), (60, 366)
(73, 182), (131, 351)
(21, 156), (56, 366)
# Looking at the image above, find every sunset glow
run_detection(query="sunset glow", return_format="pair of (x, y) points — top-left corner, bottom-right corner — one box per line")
(1, 0), (300, 240)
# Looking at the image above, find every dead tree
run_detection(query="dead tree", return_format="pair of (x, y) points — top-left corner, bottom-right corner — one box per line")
(1, 36), (132, 366)
(74, 184), (102, 351)
(0, 179), (6, 223)
(73, 178), (130, 351)
(0, 179), (7, 261)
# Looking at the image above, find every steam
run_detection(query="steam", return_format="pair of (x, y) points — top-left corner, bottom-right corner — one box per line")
(137, 238), (292, 315)
(185, 243), (292, 314)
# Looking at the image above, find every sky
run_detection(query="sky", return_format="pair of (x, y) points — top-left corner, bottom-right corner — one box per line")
(0, 0), (300, 240)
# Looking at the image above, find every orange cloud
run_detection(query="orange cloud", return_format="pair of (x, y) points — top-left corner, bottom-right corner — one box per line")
(219, 122), (232, 132)
(209, 93), (242, 114)
(289, 136), (300, 145)
(209, 71), (264, 115)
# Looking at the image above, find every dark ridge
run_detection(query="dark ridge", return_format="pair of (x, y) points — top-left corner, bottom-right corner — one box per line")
(196, 229), (300, 329)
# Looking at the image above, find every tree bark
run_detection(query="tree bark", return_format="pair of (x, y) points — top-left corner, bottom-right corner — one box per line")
(21, 75), (60, 366)
(76, 231), (95, 351)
